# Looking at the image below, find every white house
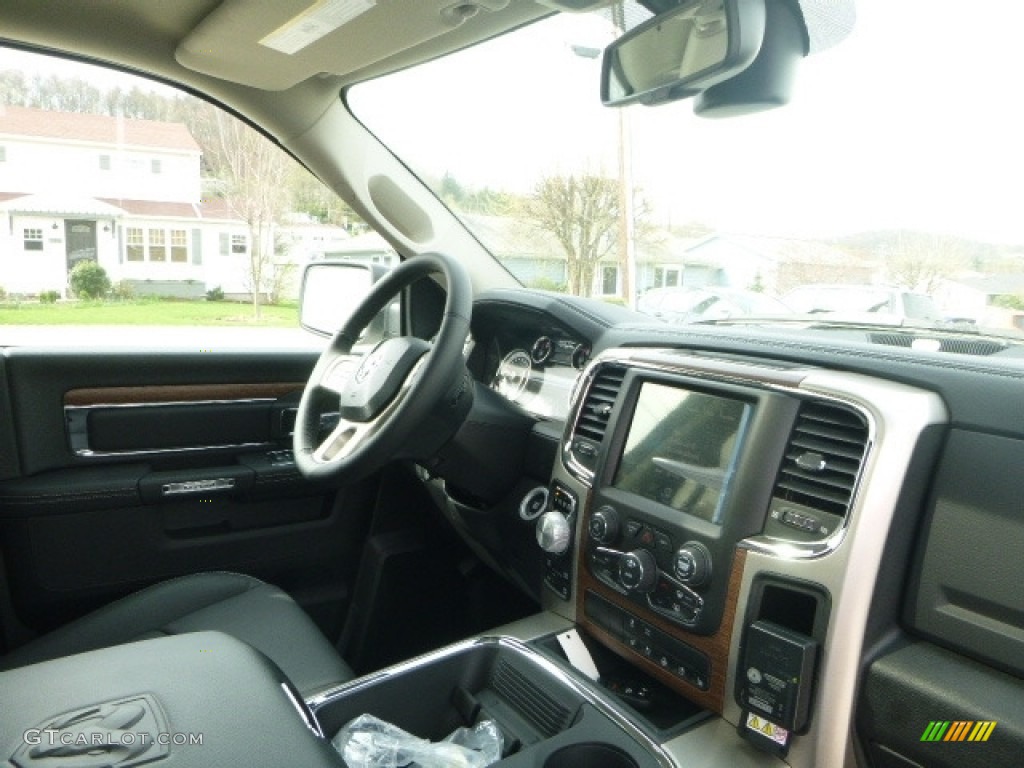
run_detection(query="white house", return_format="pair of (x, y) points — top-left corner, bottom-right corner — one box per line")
(0, 106), (347, 299)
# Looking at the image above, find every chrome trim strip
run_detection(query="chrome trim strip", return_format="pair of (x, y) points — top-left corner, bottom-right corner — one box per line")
(722, 371), (947, 768)
(306, 634), (675, 768)
(64, 398), (279, 458)
(281, 682), (324, 739)
(64, 397), (278, 409)
(561, 362), (602, 485)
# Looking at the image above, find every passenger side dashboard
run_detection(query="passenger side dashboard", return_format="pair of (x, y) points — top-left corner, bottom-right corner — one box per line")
(539, 347), (946, 766)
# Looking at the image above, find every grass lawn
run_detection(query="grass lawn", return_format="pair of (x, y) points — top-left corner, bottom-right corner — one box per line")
(0, 299), (299, 326)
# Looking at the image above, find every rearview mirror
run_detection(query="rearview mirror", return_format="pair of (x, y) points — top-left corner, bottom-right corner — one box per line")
(601, 0), (765, 107)
(299, 261), (398, 340)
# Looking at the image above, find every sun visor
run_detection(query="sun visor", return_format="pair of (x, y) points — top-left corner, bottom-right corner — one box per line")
(176, 0), (511, 90)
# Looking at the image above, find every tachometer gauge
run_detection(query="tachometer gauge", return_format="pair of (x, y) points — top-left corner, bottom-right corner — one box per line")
(571, 343), (591, 370)
(492, 349), (532, 401)
(531, 336), (554, 365)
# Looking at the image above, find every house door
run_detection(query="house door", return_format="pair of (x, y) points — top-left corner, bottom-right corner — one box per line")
(65, 220), (98, 272)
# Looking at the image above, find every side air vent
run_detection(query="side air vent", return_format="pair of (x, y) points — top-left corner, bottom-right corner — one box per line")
(869, 332), (1006, 356)
(566, 365), (626, 481)
(773, 401), (869, 520)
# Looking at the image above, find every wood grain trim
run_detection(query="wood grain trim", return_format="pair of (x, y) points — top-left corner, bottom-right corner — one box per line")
(577, 544), (747, 714)
(64, 382), (305, 407)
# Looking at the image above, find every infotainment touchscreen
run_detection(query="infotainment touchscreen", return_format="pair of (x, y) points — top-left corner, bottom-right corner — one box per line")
(611, 381), (751, 524)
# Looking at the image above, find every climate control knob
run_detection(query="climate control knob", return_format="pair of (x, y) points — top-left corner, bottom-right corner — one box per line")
(673, 542), (712, 587)
(618, 549), (657, 593)
(588, 506), (620, 545)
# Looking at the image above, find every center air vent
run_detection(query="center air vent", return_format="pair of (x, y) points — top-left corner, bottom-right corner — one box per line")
(565, 365), (625, 482)
(869, 332), (1006, 356)
(772, 401), (869, 521)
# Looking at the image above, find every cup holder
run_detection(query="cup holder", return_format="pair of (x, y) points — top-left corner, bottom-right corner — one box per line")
(543, 743), (639, 768)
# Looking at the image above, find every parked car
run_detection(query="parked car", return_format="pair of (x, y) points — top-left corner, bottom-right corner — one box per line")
(0, 3), (1023, 768)
(783, 284), (942, 323)
(637, 286), (791, 323)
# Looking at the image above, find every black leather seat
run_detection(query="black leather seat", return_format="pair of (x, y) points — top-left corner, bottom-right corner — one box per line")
(0, 571), (355, 697)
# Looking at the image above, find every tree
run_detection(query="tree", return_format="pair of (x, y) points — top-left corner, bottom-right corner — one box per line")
(69, 261), (111, 299)
(523, 174), (620, 297)
(287, 165), (365, 232)
(200, 110), (291, 317)
(885, 232), (960, 294)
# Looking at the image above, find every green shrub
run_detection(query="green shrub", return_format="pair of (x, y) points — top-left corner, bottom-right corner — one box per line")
(526, 277), (568, 293)
(69, 261), (111, 299)
(205, 285), (225, 302)
(38, 290), (60, 304)
(110, 280), (135, 300)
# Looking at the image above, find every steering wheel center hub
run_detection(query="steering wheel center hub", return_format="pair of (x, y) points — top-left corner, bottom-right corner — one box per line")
(339, 337), (431, 422)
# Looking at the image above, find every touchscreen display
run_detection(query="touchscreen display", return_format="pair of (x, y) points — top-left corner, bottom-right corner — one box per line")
(612, 382), (751, 524)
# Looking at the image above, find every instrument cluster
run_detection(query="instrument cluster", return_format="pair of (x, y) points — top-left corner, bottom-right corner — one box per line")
(468, 320), (592, 419)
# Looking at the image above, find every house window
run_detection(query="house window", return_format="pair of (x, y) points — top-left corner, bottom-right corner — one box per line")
(0, 146), (6, 162)
(126, 227), (144, 261)
(151, 159), (162, 174)
(654, 265), (682, 288)
(231, 234), (247, 254)
(170, 229), (188, 263)
(148, 229), (167, 262)
(601, 265), (619, 296)
(99, 154), (111, 170)
(23, 228), (43, 251)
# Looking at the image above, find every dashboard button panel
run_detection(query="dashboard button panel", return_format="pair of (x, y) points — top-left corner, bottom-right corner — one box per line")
(585, 591), (710, 690)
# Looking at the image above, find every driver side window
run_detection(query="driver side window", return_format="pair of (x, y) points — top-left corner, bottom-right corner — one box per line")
(0, 47), (378, 348)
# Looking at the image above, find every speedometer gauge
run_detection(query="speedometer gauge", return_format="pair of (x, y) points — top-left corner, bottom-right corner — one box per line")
(492, 349), (532, 401)
(531, 336), (554, 365)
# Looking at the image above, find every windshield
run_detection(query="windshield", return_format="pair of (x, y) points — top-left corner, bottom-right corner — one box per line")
(350, 0), (1024, 337)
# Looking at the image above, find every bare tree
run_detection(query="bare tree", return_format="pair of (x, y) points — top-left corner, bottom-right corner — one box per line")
(201, 111), (291, 317)
(523, 174), (620, 297)
(885, 232), (959, 294)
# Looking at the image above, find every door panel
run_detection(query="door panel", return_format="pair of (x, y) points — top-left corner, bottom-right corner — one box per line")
(856, 429), (1024, 767)
(0, 347), (373, 646)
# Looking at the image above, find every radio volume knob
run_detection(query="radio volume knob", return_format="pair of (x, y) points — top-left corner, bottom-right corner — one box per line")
(673, 542), (712, 587)
(588, 506), (620, 544)
(618, 549), (657, 593)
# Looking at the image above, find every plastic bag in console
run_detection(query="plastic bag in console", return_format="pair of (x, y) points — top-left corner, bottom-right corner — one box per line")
(333, 714), (503, 768)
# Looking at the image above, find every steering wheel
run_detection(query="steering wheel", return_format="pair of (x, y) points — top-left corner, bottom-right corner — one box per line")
(293, 252), (474, 482)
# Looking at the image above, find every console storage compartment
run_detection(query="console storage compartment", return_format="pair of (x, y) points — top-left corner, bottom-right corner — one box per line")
(309, 637), (663, 768)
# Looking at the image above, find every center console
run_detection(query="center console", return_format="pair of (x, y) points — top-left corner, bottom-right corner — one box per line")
(530, 347), (946, 765)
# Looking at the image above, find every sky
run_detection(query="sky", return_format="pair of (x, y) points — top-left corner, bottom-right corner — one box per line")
(3, 1), (1024, 245)
(348, 0), (1024, 244)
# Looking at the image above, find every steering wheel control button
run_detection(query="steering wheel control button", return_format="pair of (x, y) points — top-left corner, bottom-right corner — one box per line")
(673, 542), (712, 587)
(588, 506), (620, 544)
(519, 486), (549, 521)
(618, 549), (657, 593)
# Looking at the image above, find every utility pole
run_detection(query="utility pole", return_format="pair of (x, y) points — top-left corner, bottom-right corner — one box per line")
(612, 4), (637, 309)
